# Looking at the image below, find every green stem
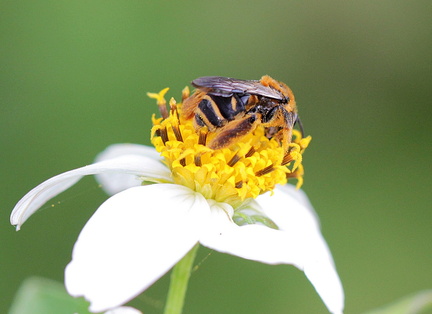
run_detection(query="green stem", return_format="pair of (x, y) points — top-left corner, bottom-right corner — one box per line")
(163, 243), (199, 314)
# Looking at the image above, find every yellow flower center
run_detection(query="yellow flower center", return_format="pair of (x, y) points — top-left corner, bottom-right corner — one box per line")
(149, 88), (311, 208)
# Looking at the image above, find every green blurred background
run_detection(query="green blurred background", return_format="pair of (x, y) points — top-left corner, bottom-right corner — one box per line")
(1, 1), (431, 313)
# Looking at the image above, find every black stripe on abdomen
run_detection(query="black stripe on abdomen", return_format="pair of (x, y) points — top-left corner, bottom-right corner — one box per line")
(209, 94), (247, 120)
(197, 98), (224, 128)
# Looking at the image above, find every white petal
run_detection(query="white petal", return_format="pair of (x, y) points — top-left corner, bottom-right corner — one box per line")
(104, 306), (143, 314)
(257, 187), (344, 314)
(65, 184), (210, 313)
(10, 154), (172, 230)
(257, 186), (320, 232)
(200, 188), (344, 314)
(95, 144), (163, 163)
(275, 184), (320, 224)
(95, 144), (169, 195)
(200, 207), (305, 266)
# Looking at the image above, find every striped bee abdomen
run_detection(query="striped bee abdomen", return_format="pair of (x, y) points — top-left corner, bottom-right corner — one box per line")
(195, 94), (249, 130)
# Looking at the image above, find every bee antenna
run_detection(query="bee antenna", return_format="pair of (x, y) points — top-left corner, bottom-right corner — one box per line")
(295, 116), (304, 137)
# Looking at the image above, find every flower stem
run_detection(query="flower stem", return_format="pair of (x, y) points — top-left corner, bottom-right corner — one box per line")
(164, 243), (199, 314)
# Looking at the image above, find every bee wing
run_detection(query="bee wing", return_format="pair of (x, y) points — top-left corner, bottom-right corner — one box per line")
(192, 76), (283, 100)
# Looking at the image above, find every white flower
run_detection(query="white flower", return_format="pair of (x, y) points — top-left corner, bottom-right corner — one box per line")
(11, 143), (344, 314)
(104, 306), (142, 314)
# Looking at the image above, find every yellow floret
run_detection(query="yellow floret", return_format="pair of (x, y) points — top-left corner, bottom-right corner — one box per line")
(150, 89), (311, 208)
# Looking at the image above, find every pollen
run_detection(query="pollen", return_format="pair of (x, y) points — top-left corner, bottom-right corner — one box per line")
(150, 89), (311, 208)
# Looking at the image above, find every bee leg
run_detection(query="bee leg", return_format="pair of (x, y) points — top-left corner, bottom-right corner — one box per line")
(281, 127), (293, 152)
(270, 127), (292, 152)
(280, 110), (297, 151)
(208, 114), (259, 150)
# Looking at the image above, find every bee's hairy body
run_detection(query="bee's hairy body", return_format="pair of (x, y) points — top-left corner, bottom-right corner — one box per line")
(182, 75), (302, 151)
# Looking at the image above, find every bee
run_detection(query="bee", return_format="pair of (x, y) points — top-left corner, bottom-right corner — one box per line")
(182, 75), (303, 151)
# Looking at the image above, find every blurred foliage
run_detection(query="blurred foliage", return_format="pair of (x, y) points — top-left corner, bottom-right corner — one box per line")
(9, 277), (91, 314)
(1, 1), (431, 313)
(363, 290), (432, 314)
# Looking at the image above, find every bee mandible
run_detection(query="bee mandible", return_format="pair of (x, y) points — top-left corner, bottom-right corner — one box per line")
(182, 75), (303, 152)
